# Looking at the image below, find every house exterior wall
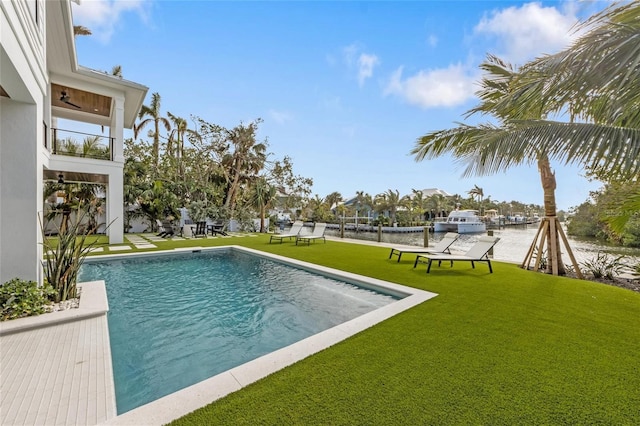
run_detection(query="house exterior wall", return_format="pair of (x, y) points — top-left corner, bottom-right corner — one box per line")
(0, 0), (47, 284)
(1, 0), (146, 284)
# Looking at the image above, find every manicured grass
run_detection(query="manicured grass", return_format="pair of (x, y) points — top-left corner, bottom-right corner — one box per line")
(105, 234), (640, 424)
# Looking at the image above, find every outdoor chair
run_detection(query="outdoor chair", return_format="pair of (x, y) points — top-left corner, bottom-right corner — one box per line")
(388, 232), (459, 262)
(414, 235), (501, 273)
(296, 222), (327, 245)
(270, 220), (304, 243)
(193, 221), (207, 238)
(209, 219), (228, 236)
(158, 220), (176, 238)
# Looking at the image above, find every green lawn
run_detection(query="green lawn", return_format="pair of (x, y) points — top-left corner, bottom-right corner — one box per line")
(104, 234), (640, 424)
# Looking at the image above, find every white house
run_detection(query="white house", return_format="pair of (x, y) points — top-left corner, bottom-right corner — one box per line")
(1, 0), (148, 284)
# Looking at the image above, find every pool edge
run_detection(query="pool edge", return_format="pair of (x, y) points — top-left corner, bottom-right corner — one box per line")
(94, 246), (437, 425)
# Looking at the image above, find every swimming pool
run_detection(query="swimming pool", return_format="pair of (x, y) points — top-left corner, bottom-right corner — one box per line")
(79, 247), (405, 414)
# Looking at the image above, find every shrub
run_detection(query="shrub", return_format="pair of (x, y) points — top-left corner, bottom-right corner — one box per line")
(580, 251), (627, 280)
(41, 210), (100, 302)
(1, 278), (55, 321)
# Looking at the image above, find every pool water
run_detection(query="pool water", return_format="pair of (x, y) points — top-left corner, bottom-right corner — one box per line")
(79, 249), (398, 414)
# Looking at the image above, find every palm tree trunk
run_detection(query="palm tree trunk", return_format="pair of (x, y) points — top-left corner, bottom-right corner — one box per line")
(522, 155), (583, 278)
(259, 205), (266, 233)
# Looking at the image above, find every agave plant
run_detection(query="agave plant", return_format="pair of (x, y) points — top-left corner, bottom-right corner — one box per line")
(40, 210), (100, 302)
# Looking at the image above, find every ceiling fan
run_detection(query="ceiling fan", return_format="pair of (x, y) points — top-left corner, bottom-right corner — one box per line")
(60, 91), (81, 108)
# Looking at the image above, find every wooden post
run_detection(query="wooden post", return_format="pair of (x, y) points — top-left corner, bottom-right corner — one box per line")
(340, 220), (344, 238)
(423, 227), (429, 247)
(377, 223), (382, 242)
(487, 230), (494, 257)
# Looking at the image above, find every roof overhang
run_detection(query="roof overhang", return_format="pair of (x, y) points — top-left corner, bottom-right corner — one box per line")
(46, 0), (148, 128)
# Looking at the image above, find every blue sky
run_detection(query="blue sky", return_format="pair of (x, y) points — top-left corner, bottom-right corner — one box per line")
(71, 0), (614, 210)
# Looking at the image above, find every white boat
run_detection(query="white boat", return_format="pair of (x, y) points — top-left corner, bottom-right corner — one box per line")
(433, 210), (487, 233)
(484, 209), (505, 225)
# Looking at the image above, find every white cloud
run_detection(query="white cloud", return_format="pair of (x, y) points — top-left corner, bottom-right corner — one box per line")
(384, 64), (478, 109)
(427, 34), (438, 48)
(71, 0), (150, 43)
(357, 53), (380, 87)
(268, 109), (293, 125)
(341, 44), (379, 87)
(474, 2), (580, 64)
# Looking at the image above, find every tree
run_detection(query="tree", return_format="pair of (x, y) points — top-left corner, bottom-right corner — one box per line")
(249, 177), (277, 232)
(374, 189), (405, 225)
(325, 191), (343, 218)
(490, 2), (640, 228)
(134, 92), (171, 168)
(427, 193), (446, 219)
(305, 195), (333, 222)
(413, 55), (583, 276)
(166, 112), (189, 161)
(73, 26), (91, 36)
(414, 4), (640, 276)
(467, 185), (484, 212)
(267, 156), (313, 214)
(411, 189), (428, 223)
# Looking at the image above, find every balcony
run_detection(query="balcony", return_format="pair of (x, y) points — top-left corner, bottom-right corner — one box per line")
(50, 128), (113, 161)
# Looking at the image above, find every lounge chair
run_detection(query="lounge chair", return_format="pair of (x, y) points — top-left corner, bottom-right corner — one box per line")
(193, 221), (207, 238)
(157, 220), (176, 238)
(414, 236), (501, 273)
(209, 220), (228, 236)
(388, 232), (459, 262)
(270, 220), (303, 243)
(296, 222), (327, 245)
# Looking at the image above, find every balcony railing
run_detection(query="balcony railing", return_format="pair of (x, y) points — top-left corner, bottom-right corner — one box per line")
(51, 128), (113, 161)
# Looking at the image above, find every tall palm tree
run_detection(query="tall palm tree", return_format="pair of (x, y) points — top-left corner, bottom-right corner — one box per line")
(413, 3), (640, 276)
(413, 55), (583, 276)
(167, 112), (189, 160)
(467, 185), (484, 209)
(134, 92), (171, 168)
(494, 2), (640, 234)
(427, 193), (446, 219)
(411, 189), (428, 223)
(250, 177), (277, 232)
(374, 189), (404, 225)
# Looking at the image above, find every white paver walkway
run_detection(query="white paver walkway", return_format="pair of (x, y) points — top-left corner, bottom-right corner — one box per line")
(0, 282), (115, 426)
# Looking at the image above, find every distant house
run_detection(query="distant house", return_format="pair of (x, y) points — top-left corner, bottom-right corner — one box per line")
(1, 0), (148, 284)
(413, 188), (452, 198)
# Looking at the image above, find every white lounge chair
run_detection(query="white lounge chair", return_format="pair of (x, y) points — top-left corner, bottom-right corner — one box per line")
(269, 220), (304, 243)
(414, 236), (501, 273)
(296, 222), (327, 245)
(388, 232), (459, 262)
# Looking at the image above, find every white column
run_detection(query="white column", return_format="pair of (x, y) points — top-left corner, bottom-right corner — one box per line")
(106, 96), (125, 243)
(0, 99), (41, 284)
(106, 171), (124, 243)
(110, 96), (125, 163)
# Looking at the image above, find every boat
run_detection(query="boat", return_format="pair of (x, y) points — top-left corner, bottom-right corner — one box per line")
(433, 209), (486, 233)
(484, 209), (505, 225)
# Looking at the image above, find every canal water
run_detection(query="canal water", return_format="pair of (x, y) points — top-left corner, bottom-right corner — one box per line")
(325, 225), (640, 266)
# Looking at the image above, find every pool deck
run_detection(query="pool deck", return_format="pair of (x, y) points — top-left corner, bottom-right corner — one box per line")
(0, 243), (437, 426)
(0, 281), (115, 426)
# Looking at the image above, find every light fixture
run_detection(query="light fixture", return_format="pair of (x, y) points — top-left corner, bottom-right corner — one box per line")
(57, 174), (64, 184)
